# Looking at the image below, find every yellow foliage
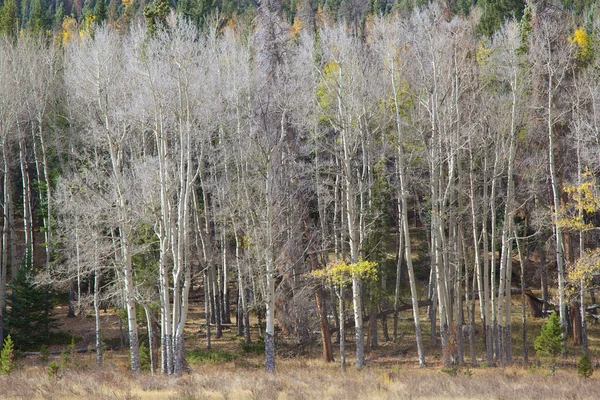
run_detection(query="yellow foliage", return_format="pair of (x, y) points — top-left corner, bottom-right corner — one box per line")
(311, 259), (378, 287)
(122, 0), (134, 8)
(568, 249), (600, 287)
(557, 171), (600, 231)
(570, 27), (593, 65)
(323, 60), (340, 76)
(564, 180), (600, 214)
(475, 40), (492, 67)
(239, 235), (251, 249)
(57, 15), (78, 46)
(290, 15), (303, 37)
(316, 60), (340, 116)
(79, 14), (96, 37)
(571, 27), (589, 49)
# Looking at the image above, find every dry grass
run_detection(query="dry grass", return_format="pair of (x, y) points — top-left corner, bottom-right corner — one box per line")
(7, 286), (600, 399)
(0, 361), (597, 399)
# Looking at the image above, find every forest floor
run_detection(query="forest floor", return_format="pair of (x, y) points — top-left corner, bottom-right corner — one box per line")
(4, 291), (600, 399)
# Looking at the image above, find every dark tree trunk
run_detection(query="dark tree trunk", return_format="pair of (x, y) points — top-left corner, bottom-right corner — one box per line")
(316, 285), (334, 362)
(571, 300), (581, 345)
(369, 303), (378, 350)
(539, 244), (549, 316)
(204, 271), (211, 350)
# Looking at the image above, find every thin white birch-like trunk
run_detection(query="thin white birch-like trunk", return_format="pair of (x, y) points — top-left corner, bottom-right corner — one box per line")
(93, 269), (102, 366)
(390, 57), (425, 366)
(546, 68), (567, 352)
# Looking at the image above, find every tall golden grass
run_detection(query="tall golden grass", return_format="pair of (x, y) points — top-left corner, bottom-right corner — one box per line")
(0, 359), (597, 399)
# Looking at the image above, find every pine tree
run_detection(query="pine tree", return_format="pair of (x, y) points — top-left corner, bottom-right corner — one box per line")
(578, 353), (593, 379)
(534, 313), (564, 359)
(94, 0), (107, 24)
(54, 0), (64, 30)
(0, 0), (19, 37)
(478, 0), (526, 37)
(4, 267), (59, 350)
(27, 0), (48, 34)
(144, 0), (170, 36)
(0, 335), (15, 375)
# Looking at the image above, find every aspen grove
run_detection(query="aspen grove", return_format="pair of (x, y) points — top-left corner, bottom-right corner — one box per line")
(1, 0), (600, 375)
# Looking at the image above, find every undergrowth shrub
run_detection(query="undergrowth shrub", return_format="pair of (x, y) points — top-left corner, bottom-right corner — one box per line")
(186, 348), (238, 364)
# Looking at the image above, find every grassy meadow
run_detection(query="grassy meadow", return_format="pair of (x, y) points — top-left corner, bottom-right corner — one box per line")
(2, 292), (599, 400)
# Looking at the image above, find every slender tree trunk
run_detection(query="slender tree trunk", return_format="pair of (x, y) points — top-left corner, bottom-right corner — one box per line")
(581, 279), (588, 355)
(0, 150), (9, 344)
(576, 135), (588, 355)
(8, 171), (16, 282)
(390, 56), (425, 365)
(539, 242), (549, 316)
(93, 269), (102, 366)
(144, 305), (156, 374)
(490, 146), (500, 362)
(393, 197), (404, 343)
(546, 68), (567, 355)
(122, 237), (141, 373)
(339, 286), (346, 372)
(17, 125), (33, 268)
(204, 270), (211, 350)
(221, 231), (231, 325)
(369, 302), (378, 350)
(233, 223), (251, 344)
(316, 285), (334, 362)
(515, 229), (528, 363)
(39, 127), (52, 272)
(428, 266), (437, 345)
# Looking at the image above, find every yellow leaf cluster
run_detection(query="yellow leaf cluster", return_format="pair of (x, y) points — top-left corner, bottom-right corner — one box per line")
(475, 40), (492, 67)
(556, 215), (591, 232)
(571, 27), (589, 49)
(290, 15), (303, 38)
(57, 15), (78, 46)
(570, 27), (593, 65)
(558, 173), (600, 231)
(323, 60), (340, 76)
(569, 249), (600, 287)
(311, 259), (378, 286)
(316, 61), (340, 116)
(79, 14), (96, 37)
(564, 179), (600, 214)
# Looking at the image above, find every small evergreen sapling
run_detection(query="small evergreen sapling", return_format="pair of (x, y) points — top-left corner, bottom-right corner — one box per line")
(534, 313), (564, 358)
(0, 334), (15, 375)
(534, 313), (564, 373)
(578, 353), (593, 379)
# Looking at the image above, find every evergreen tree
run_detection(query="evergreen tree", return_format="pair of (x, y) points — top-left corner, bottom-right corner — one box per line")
(478, 0), (525, 37)
(578, 353), (593, 379)
(144, 0), (170, 36)
(0, 0), (18, 37)
(54, 0), (64, 30)
(94, 0), (106, 23)
(180, 0), (216, 28)
(20, 0), (29, 28)
(28, 0), (48, 34)
(4, 267), (59, 350)
(534, 313), (564, 359)
(82, 0), (95, 18)
(0, 335), (15, 375)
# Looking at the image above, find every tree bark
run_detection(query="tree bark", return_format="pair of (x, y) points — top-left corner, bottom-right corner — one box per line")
(316, 285), (334, 362)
